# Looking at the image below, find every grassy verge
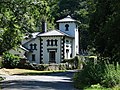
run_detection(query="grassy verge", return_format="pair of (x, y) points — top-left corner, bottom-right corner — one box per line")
(0, 68), (66, 75)
(83, 84), (120, 90)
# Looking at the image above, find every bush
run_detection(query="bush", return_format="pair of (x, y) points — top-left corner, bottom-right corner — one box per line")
(73, 59), (120, 89)
(2, 52), (20, 68)
(101, 63), (120, 88)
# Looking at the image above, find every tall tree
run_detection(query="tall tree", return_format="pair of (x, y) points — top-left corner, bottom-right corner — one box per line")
(89, 0), (120, 64)
(0, 0), (53, 54)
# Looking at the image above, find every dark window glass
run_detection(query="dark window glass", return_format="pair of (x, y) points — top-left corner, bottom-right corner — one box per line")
(66, 40), (69, 42)
(55, 39), (58, 46)
(66, 49), (69, 58)
(51, 39), (53, 46)
(47, 39), (50, 46)
(30, 44), (33, 50)
(34, 43), (37, 50)
(65, 24), (69, 31)
(47, 39), (58, 46)
(32, 54), (35, 61)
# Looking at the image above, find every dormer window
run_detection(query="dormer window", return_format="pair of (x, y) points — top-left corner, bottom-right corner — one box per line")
(65, 24), (69, 31)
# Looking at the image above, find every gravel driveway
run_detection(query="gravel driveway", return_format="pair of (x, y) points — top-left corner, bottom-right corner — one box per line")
(0, 70), (77, 90)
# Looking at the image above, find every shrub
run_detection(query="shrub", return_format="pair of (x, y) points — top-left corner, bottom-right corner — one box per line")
(2, 52), (20, 68)
(73, 59), (120, 89)
(101, 63), (120, 88)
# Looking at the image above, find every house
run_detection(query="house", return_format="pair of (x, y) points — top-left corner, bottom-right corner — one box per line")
(10, 15), (80, 64)
(9, 45), (29, 59)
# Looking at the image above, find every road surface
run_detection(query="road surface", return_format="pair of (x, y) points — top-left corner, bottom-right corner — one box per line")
(0, 70), (77, 90)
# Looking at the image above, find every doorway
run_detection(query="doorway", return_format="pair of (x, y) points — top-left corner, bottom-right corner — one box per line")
(49, 51), (56, 63)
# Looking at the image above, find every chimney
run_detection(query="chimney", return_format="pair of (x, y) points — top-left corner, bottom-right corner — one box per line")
(42, 21), (47, 33)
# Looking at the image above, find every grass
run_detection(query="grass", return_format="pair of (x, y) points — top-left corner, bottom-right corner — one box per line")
(85, 87), (120, 90)
(84, 84), (120, 90)
(0, 68), (66, 75)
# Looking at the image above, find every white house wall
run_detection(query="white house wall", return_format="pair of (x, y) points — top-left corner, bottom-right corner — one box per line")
(23, 37), (40, 64)
(64, 37), (73, 59)
(59, 22), (79, 57)
(41, 36), (62, 64)
(75, 27), (79, 54)
(59, 22), (76, 37)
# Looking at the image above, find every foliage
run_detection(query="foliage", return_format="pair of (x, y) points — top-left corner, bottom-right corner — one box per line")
(0, 0), (95, 54)
(85, 83), (110, 90)
(2, 52), (20, 68)
(89, 0), (120, 64)
(73, 60), (120, 89)
(0, 0), (54, 54)
(101, 63), (120, 88)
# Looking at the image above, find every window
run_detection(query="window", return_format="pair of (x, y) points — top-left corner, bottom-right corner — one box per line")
(66, 45), (69, 47)
(55, 39), (58, 46)
(30, 44), (33, 50)
(66, 49), (69, 58)
(51, 39), (53, 46)
(47, 39), (50, 46)
(49, 51), (56, 63)
(65, 24), (69, 31)
(30, 43), (37, 50)
(32, 54), (35, 61)
(66, 40), (69, 43)
(34, 43), (37, 50)
(46, 39), (58, 46)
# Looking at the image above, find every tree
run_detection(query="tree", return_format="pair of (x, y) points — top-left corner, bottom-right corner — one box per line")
(0, 0), (53, 54)
(89, 0), (120, 64)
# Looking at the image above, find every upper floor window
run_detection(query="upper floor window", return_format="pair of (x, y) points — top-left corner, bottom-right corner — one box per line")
(65, 24), (69, 31)
(30, 43), (37, 50)
(47, 39), (58, 46)
(66, 40), (69, 43)
(34, 43), (37, 50)
(55, 39), (58, 46)
(30, 44), (33, 50)
(47, 39), (50, 46)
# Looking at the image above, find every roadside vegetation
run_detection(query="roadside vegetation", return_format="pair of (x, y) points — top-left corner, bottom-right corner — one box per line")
(73, 57), (120, 90)
(73, 0), (120, 90)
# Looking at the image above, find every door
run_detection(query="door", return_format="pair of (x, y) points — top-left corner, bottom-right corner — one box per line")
(49, 51), (56, 63)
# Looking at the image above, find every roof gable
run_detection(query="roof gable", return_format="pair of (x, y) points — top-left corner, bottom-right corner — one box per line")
(38, 30), (73, 37)
(56, 15), (76, 23)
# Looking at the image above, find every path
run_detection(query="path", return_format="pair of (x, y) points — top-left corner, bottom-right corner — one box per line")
(0, 70), (77, 90)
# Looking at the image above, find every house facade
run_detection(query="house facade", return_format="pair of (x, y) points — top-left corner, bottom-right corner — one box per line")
(11, 15), (80, 64)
